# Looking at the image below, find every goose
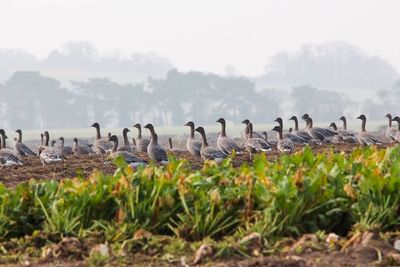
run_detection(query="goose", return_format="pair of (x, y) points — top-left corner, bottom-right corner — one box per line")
(91, 122), (113, 154)
(184, 121), (202, 156)
(117, 128), (137, 153)
(303, 117), (337, 143)
(39, 131), (64, 167)
(14, 129), (36, 156)
(195, 126), (227, 162)
(301, 114), (337, 139)
(328, 122), (357, 143)
(356, 114), (382, 146)
(168, 137), (184, 152)
(58, 137), (73, 156)
(216, 118), (243, 155)
(271, 125), (295, 154)
(241, 119), (263, 140)
(51, 140), (57, 147)
(143, 124), (168, 164)
(72, 138), (94, 155)
(288, 116), (314, 143)
(274, 117), (306, 144)
(391, 116), (400, 142)
(133, 123), (151, 152)
(244, 123), (272, 158)
(108, 135), (147, 167)
(385, 113), (397, 142)
(0, 131), (23, 166)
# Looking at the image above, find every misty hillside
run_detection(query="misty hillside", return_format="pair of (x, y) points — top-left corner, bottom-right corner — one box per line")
(257, 41), (399, 98)
(0, 42), (174, 85)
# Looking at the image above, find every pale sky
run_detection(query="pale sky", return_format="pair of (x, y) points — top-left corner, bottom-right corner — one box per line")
(1, 0), (399, 75)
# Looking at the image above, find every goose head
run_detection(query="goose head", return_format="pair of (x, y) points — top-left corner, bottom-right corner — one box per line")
(194, 126), (206, 135)
(241, 119), (250, 125)
(271, 126), (281, 133)
(0, 129), (5, 136)
(122, 128), (130, 134)
(339, 116), (346, 121)
(385, 113), (392, 119)
(356, 114), (366, 121)
(301, 114), (310, 120)
(184, 121), (195, 128)
(58, 137), (65, 142)
(289, 116), (297, 121)
(274, 117), (283, 124)
(73, 137), (78, 143)
(392, 116), (400, 123)
(329, 122), (337, 130)
(216, 118), (226, 125)
(109, 135), (118, 143)
(44, 131), (50, 138)
(15, 129), (22, 134)
(91, 122), (100, 128)
(133, 123), (141, 129)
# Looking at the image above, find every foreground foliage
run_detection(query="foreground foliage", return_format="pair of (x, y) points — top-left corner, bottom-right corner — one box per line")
(1, 146), (400, 264)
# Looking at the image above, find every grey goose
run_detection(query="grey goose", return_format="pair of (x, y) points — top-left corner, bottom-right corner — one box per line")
(302, 116), (338, 143)
(108, 135), (147, 167)
(133, 123), (151, 152)
(244, 122), (272, 158)
(271, 125), (295, 154)
(58, 137), (73, 156)
(184, 121), (202, 156)
(356, 114), (382, 146)
(39, 131), (64, 167)
(72, 138), (94, 155)
(288, 116), (314, 143)
(241, 119), (263, 141)
(195, 126), (227, 163)
(117, 128), (137, 153)
(274, 117), (307, 144)
(14, 129), (36, 156)
(91, 122), (113, 154)
(329, 122), (357, 143)
(143, 124), (168, 164)
(385, 113), (397, 142)
(391, 116), (400, 142)
(216, 118), (243, 155)
(0, 130), (23, 166)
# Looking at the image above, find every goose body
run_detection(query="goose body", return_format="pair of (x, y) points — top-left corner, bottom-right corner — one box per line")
(39, 131), (64, 166)
(14, 129), (36, 156)
(303, 117), (337, 143)
(184, 121), (202, 156)
(117, 128), (137, 153)
(195, 126), (227, 163)
(133, 123), (151, 152)
(356, 114), (382, 146)
(91, 123), (113, 154)
(275, 117), (307, 144)
(288, 116), (314, 143)
(216, 118), (243, 155)
(244, 123), (272, 155)
(144, 124), (168, 164)
(391, 116), (400, 142)
(72, 138), (94, 155)
(109, 135), (147, 167)
(58, 137), (73, 156)
(272, 126), (295, 154)
(385, 114), (397, 142)
(329, 123), (357, 143)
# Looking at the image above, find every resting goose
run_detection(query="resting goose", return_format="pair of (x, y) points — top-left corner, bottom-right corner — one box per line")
(262, 131), (278, 146)
(195, 126), (227, 163)
(274, 117), (306, 144)
(0, 130), (23, 166)
(329, 122), (357, 143)
(91, 122), (113, 154)
(108, 135), (147, 167)
(216, 118), (243, 155)
(288, 116), (314, 143)
(184, 121), (202, 156)
(271, 125), (295, 154)
(58, 137), (73, 156)
(72, 138), (94, 155)
(117, 128), (137, 153)
(356, 114), (382, 146)
(143, 124), (168, 164)
(385, 113), (397, 142)
(14, 129), (36, 156)
(244, 123), (272, 158)
(39, 131), (64, 167)
(302, 116), (337, 143)
(133, 123), (151, 152)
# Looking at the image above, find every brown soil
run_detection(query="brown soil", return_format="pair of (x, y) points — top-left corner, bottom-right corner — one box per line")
(0, 143), (393, 187)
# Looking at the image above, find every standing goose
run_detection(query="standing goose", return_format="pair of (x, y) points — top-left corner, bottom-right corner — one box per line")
(301, 114), (337, 139)
(14, 129), (36, 156)
(117, 128), (137, 153)
(143, 124), (168, 164)
(184, 121), (202, 156)
(39, 131), (64, 167)
(385, 113), (397, 142)
(0, 130), (23, 166)
(271, 126), (295, 154)
(244, 122), (272, 158)
(288, 116), (314, 143)
(356, 114), (382, 146)
(72, 138), (94, 155)
(91, 122), (113, 154)
(108, 135), (147, 167)
(241, 119), (263, 141)
(216, 118), (243, 155)
(274, 117), (306, 144)
(195, 126), (227, 163)
(58, 137), (73, 156)
(329, 122), (357, 143)
(391, 116), (400, 142)
(133, 123), (151, 152)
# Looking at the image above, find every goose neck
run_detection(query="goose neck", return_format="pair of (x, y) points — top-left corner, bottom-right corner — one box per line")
(123, 131), (130, 146)
(17, 132), (22, 143)
(361, 119), (366, 132)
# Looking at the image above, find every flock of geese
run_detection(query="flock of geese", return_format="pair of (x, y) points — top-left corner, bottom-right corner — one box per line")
(0, 113), (397, 168)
